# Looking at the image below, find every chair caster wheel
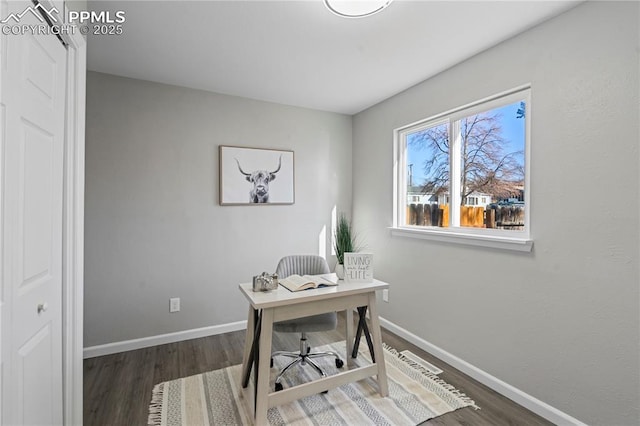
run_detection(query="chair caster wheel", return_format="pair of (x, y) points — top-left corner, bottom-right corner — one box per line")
(270, 358), (274, 368)
(275, 382), (283, 392)
(336, 358), (344, 368)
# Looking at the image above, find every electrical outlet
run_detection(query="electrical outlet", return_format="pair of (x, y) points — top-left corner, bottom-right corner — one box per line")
(382, 289), (389, 303)
(170, 297), (180, 313)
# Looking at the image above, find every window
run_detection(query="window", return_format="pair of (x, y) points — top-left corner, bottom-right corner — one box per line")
(393, 87), (532, 251)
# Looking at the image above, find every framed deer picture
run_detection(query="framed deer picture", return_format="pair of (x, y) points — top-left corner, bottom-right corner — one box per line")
(219, 145), (295, 205)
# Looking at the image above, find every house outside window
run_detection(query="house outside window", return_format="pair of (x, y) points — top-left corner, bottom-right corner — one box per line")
(393, 86), (532, 251)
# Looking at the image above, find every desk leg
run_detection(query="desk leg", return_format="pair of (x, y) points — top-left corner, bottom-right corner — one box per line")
(367, 292), (389, 397)
(345, 308), (354, 367)
(241, 306), (256, 387)
(352, 306), (375, 362)
(255, 308), (274, 425)
(242, 309), (262, 390)
(361, 308), (375, 361)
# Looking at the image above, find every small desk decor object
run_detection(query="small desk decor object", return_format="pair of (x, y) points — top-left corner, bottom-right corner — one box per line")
(344, 252), (373, 283)
(252, 272), (279, 292)
(279, 274), (337, 292)
(219, 145), (294, 205)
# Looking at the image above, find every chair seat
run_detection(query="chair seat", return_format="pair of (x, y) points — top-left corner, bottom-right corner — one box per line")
(274, 312), (337, 333)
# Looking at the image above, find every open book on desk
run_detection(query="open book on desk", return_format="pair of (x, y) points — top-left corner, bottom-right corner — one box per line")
(279, 274), (338, 292)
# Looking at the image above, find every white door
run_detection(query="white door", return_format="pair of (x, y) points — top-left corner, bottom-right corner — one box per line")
(1, 0), (67, 423)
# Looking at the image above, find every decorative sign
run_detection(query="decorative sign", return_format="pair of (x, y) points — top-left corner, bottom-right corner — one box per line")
(344, 253), (373, 283)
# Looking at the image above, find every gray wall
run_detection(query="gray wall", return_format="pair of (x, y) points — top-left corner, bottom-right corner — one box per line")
(352, 2), (639, 425)
(84, 72), (352, 347)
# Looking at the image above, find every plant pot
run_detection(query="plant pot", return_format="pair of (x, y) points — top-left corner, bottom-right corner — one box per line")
(335, 263), (345, 280)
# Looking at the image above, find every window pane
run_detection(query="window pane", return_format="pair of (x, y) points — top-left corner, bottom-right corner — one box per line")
(458, 101), (526, 230)
(405, 122), (449, 227)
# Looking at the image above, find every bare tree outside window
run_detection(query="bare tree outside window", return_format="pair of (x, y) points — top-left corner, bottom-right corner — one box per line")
(409, 106), (524, 204)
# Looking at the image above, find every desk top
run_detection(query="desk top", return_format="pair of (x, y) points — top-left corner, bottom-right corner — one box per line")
(239, 274), (389, 309)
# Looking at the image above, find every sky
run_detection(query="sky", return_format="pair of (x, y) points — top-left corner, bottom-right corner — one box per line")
(407, 100), (526, 186)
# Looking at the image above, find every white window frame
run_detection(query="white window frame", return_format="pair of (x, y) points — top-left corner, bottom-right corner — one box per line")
(392, 85), (533, 252)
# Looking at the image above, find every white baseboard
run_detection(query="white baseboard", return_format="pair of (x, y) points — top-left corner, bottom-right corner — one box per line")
(83, 320), (247, 359)
(379, 316), (587, 426)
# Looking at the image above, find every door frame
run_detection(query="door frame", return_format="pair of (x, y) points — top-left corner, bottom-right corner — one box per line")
(59, 5), (86, 425)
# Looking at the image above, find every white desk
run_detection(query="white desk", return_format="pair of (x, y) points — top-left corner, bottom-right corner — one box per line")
(239, 276), (390, 425)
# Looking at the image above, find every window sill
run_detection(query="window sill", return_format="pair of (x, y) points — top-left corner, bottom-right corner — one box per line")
(389, 227), (533, 252)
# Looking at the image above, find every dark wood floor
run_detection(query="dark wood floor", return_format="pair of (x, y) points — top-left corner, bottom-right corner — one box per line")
(84, 314), (553, 425)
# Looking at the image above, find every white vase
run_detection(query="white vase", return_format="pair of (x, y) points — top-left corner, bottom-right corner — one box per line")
(335, 263), (345, 280)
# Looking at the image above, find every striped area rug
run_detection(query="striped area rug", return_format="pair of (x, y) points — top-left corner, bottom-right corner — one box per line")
(148, 342), (478, 425)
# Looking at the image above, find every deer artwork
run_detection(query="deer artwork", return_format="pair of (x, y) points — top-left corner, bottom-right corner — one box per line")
(235, 155), (282, 203)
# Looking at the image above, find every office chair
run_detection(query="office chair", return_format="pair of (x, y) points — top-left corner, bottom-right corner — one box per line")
(272, 255), (344, 391)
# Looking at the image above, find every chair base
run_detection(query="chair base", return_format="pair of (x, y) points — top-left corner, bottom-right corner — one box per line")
(271, 335), (344, 391)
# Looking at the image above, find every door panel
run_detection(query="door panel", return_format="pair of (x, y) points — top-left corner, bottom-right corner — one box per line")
(18, 324), (53, 425)
(19, 119), (54, 287)
(24, 32), (57, 110)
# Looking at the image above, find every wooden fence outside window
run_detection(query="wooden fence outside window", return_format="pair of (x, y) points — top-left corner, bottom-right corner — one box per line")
(406, 204), (524, 230)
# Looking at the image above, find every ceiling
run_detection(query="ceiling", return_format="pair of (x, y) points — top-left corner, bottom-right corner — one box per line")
(87, 0), (580, 115)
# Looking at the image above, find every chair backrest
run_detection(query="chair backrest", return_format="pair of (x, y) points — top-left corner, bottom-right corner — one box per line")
(275, 255), (330, 278)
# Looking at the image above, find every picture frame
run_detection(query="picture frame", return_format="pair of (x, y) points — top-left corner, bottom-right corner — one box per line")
(219, 145), (295, 205)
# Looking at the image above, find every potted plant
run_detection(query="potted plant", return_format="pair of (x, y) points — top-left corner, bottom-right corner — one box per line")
(333, 213), (359, 279)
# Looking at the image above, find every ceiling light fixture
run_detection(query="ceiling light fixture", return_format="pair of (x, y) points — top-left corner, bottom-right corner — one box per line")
(324, 0), (393, 18)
